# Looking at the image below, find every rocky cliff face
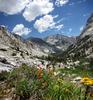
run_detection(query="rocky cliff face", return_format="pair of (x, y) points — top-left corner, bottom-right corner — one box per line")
(62, 14), (93, 62)
(0, 26), (34, 70)
(79, 13), (93, 39)
(0, 26), (52, 71)
(44, 34), (76, 51)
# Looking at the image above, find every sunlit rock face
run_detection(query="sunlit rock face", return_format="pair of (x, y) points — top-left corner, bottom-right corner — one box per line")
(79, 13), (93, 39)
(75, 13), (93, 59)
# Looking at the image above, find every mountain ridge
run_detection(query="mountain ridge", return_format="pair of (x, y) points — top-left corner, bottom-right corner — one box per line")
(27, 37), (61, 53)
(43, 34), (76, 51)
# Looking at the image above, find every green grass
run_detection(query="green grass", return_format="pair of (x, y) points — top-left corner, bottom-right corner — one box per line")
(59, 67), (93, 77)
(0, 64), (93, 100)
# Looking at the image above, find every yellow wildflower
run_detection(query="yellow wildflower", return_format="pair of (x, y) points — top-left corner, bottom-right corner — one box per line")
(81, 77), (90, 82)
(81, 77), (93, 86)
(84, 80), (93, 85)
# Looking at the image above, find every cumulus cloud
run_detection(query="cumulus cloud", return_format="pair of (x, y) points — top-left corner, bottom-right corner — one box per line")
(34, 15), (64, 33)
(55, 0), (69, 7)
(34, 15), (55, 33)
(0, 0), (29, 15)
(12, 24), (31, 36)
(0, 0), (54, 22)
(23, 0), (54, 22)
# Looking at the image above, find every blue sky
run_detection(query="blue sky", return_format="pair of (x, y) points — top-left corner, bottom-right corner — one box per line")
(0, 0), (93, 38)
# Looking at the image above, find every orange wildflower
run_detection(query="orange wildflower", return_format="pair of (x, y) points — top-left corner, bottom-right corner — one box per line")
(37, 68), (43, 79)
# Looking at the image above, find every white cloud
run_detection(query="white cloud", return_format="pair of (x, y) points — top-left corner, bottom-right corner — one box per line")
(12, 24), (31, 36)
(34, 15), (55, 33)
(23, 0), (54, 22)
(80, 26), (84, 31)
(0, 0), (29, 15)
(55, 24), (64, 30)
(34, 14), (64, 33)
(55, 0), (69, 7)
(0, 0), (54, 22)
